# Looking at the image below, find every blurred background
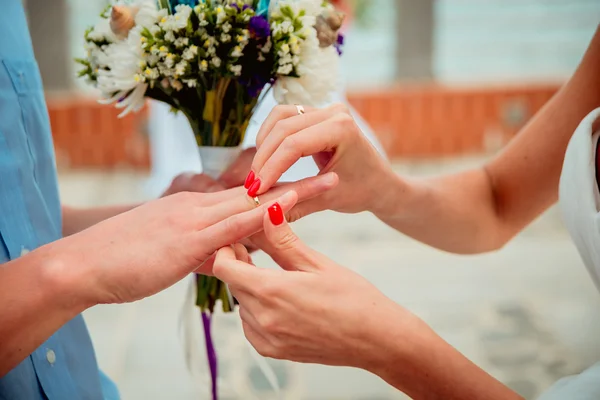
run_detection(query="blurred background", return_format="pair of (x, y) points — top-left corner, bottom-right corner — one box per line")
(23, 0), (600, 399)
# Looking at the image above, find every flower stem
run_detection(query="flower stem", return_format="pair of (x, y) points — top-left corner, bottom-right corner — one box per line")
(201, 311), (218, 400)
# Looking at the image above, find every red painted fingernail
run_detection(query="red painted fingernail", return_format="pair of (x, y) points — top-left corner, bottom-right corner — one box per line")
(268, 202), (284, 226)
(244, 171), (255, 189)
(247, 178), (261, 197)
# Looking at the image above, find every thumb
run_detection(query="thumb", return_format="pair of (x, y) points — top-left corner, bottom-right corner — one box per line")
(257, 202), (317, 272)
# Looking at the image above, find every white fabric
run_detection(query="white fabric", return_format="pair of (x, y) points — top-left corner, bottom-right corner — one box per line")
(538, 109), (600, 396)
(558, 107), (600, 292)
(144, 89), (386, 196)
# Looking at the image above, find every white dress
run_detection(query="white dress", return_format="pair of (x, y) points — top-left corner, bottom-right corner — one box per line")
(537, 107), (600, 399)
(145, 90), (386, 197)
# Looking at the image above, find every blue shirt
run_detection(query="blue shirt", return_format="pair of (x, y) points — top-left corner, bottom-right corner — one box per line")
(0, 3), (118, 399)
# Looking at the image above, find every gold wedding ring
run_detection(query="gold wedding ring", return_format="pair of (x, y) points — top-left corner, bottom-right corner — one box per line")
(295, 104), (305, 115)
(253, 196), (260, 207)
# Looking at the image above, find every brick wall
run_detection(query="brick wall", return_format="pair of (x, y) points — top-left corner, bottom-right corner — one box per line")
(48, 96), (150, 169)
(46, 83), (561, 169)
(347, 83), (560, 158)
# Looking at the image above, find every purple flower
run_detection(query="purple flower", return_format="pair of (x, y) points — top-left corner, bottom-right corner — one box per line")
(335, 33), (345, 56)
(249, 16), (270, 39)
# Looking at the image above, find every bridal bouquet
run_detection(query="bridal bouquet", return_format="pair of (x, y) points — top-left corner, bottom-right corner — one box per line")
(76, 0), (344, 398)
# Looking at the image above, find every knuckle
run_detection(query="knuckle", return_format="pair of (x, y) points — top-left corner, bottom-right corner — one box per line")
(332, 113), (357, 136)
(173, 190), (197, 204)
(261, 280), (283, 299)
(256, 344), (276, 359)
(281, 135), (300, 153)
(331, 102), (349, 115)
(256, 311), (276, 332)
(272, 119), (291, 135)
(224, 215), (242, 236)
(273, 105), (289, 120)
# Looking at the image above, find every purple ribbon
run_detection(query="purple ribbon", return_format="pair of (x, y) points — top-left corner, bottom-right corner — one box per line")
(201, 311), (218, 400)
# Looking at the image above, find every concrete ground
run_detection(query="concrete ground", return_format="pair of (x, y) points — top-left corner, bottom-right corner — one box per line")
(58, 157), (600, 400)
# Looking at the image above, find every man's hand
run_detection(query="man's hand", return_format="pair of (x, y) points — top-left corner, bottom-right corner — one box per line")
(162, 147), (257, 196)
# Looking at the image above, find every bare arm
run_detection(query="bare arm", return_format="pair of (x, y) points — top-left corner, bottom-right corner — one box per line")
(367, 311), (522, 400)
(215, 205), (523, 400)
(374, 27), (600, 253)
(61, 205), (139, 236)
(0, 246), (86, 376)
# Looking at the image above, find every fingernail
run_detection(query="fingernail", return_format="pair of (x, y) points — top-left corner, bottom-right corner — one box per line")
(244, 170), (255, 189)
(247, 178), (261, 197)
(268, 202), (284, 225)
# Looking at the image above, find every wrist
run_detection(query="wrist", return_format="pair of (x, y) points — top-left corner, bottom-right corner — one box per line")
(368, 171), (416, 219)
(34, 241), (94, 315)
(356, 303), (440, 395)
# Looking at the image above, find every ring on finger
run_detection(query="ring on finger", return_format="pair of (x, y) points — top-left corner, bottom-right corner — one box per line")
(295, 104), (305, 115)
(253, 196), (260, 207)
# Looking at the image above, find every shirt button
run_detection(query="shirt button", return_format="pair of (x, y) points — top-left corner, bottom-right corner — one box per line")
(46, 349), (56, 364)
(21, 248), (30, 257)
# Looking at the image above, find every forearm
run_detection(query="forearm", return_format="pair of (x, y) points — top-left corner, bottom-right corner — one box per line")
(363, 307), (522, 400)
(372, 27), (600, 254)
(372, 169), (504, 253)
(0, 244), (85, 376)
(62, 204), (139, 236)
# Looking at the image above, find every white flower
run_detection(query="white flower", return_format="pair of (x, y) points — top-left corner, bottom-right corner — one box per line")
(96, 27), (148, 117)
(147, 53), (159, 66)
(87, 18), (117, 43)
(231, 46), (243, 58)
(276, 64), (293, 75)
(175, 60), (188, 76)
(183, 79), (197, 88)
(143, 67), (159, 79)
(280, 20), (293, 34)
(273, 29), (339, 107)
(261, 37), (272, 53)
(159, 4), (192, 31)
(270, 0), (323, 18)
(278, 54), (292, 65)
(199, 60), (208, 71)
(150, 24), (161, 35)
(164, 53), (176, 68)
(182, 45), (198, 60)
(229, 65), (242, 76)
(211, 57), (221, 68)
(174, 37), (189, 48)
(164, 30), (175, 42)
(220, 33), (231, 43)
(279, 43), (290, 55)
(158, 62), (174, 77)
(134, 0), (163, 29)
(215, 7), (227, 24)
(222, 22), (232, 33)
(158, 45), (169, 58)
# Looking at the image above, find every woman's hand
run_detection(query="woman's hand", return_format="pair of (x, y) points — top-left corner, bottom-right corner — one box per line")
(46, 172), (337, 306)
(213, 205), (523, 400)
(246, 104), (397, 220)
(213, 200), (414, 369)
